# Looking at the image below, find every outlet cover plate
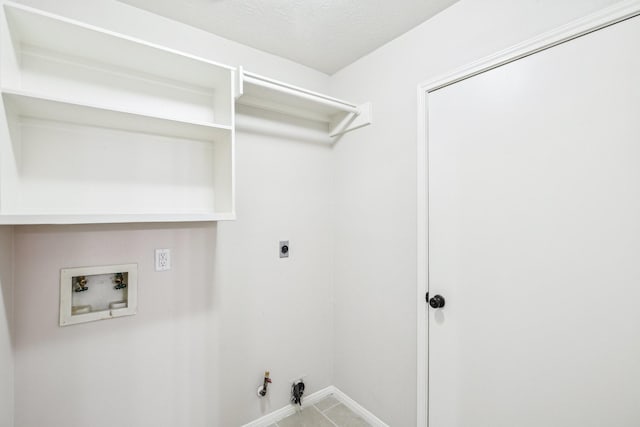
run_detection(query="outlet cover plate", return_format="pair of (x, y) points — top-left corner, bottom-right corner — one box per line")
(155, 248), (171, 271)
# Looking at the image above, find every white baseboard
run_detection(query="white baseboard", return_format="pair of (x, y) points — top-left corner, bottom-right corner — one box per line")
(242, 385), (388, 427)
(331, 386), (389, 427)
(241, 386), (335, 427)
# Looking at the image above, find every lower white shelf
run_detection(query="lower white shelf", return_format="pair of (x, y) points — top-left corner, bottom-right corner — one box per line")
(2, 90), (232, 140)
(0, 90), (235, 224)
(0, 212), (236, 225)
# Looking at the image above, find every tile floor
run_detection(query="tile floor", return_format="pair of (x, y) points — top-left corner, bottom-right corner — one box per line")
(268, 395), (371, 427)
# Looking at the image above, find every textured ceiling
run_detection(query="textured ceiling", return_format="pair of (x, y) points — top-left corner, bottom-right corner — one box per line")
(117, 0), (458, 74)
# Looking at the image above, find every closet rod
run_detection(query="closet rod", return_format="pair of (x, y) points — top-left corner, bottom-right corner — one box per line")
(242, 72), (361, 116)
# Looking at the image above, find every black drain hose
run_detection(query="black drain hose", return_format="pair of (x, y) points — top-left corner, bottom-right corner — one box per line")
(291, 381), (305, 406)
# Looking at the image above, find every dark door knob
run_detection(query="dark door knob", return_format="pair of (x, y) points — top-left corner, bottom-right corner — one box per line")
(429, 294), (445, 309)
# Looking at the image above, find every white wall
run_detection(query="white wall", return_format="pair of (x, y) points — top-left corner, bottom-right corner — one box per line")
(0, 226), (13, 427)
(329, 0), (623, 425)
(9, 1), (334, 426)
(7, 1), (629, 426)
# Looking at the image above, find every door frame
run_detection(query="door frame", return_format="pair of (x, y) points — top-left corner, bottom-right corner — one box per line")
(415, 1), (640, 425)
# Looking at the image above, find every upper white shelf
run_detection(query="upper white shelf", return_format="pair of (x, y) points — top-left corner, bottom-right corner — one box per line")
(3, 2), (234, 92)
(236, 68), (371, 138)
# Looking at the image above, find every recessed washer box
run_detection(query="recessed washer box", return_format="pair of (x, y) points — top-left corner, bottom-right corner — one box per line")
(59, 263), (138, 326)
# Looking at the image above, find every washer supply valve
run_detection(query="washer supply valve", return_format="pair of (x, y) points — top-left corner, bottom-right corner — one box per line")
(257, 371), (272, 397)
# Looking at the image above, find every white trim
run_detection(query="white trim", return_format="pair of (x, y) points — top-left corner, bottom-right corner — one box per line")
(241, 386), (335, 427)
(416, 83), (428, 427)
(415, 1), (640, 426)
(241, 385), (389, 427)
(418, 0), (640, 93)
(331, 386), (389, 427)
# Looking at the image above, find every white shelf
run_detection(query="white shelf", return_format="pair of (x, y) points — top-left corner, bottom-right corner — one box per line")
(2, 2), (235, 127)
(0, 107), (234, 222)
(3, 2), (234, 93)
(0, 2), (236, 224)
(2, 90), (232, 142)
(0, 213), (236, 225)
(236, 68), (371, 138)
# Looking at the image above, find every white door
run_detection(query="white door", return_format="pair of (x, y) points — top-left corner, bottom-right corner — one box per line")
(428, 14), (640, 427)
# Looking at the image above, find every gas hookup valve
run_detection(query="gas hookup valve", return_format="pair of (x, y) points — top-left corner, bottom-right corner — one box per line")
(257, 371), (272, 397)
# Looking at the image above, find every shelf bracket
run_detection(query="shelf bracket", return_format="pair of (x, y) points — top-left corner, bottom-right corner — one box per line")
(329, 102), (372, 138)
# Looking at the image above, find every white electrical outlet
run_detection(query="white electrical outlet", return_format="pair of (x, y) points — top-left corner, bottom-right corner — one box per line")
(155, 248), (171, 271)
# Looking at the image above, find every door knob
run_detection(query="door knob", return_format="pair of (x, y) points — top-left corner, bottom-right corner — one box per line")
(429, 294), (445, 309)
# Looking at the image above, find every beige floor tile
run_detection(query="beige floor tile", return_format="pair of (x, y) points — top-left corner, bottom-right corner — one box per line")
(278, 406), (335, 427)
(314, 395), (340, 412)
(324, 403), (370, 427)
